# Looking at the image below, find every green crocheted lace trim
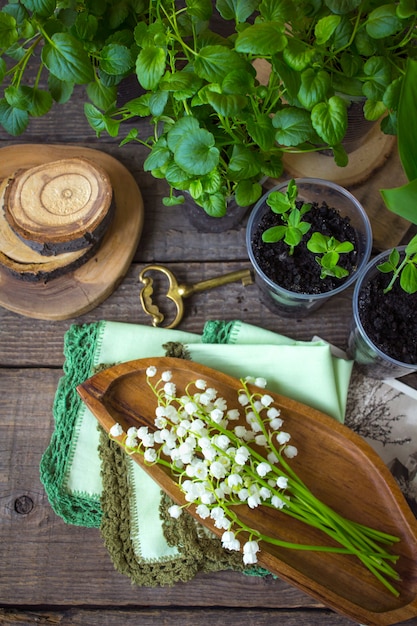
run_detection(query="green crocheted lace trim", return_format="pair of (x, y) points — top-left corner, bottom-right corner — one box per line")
(39, 322), (103, 528)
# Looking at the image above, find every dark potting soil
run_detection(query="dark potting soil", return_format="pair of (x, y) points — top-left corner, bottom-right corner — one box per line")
(251, 201), (359, 294)
(358, 270), (417, 365)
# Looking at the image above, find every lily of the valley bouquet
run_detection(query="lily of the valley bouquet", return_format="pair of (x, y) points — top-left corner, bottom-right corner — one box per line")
(109, 366), (400, 595)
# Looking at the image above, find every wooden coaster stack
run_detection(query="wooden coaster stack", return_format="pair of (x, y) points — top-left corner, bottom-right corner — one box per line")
(0, 157), (114, 282)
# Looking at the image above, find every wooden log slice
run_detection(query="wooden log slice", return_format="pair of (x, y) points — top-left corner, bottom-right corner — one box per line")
(3, 157), (113, 256)
(0, 176), (104, 282)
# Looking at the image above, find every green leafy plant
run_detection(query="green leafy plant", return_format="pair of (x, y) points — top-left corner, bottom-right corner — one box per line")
(0, 1), (415, 217)
(377, 233), (417, 294)
(261, 179), (312, 254)
(307, 232), (354, 279)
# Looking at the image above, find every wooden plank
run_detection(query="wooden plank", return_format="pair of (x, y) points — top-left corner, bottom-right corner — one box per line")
(0, 608), (358, 625)
(0, 262), (354, 366)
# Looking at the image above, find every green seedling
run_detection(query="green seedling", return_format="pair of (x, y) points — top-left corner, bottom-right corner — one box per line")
(377, 234), (417, 294)
(261, 179), (312, 255)
(307, 232), (354, 279)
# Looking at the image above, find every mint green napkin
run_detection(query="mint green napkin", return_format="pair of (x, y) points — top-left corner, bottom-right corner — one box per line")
(40, 319), (353, 569)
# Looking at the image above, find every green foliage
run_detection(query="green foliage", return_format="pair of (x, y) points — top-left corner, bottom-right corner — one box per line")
(261, 179), (312, 255)
(377, 234), (417, 294)
(307, 232), (354, 279)
(0, 0), (416, 217)
(262, 180), (355, 279)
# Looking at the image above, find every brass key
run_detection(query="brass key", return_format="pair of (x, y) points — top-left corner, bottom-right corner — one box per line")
(139, 264), (253, 329)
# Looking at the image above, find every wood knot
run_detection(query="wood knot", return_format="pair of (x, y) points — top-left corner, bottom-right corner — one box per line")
(14, 495), (34, 515)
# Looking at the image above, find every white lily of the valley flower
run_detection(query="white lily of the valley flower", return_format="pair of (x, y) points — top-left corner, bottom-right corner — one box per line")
(109, 422), (123, 437)
(243, 540), (260, 564)
(146, 366), (157, 377)
(284, 445), (298, 458)
(168, 504), (182, 519)
(221, 531), (241, 551)
(276, 431), (291, 445)
(276, 476), (288, 489)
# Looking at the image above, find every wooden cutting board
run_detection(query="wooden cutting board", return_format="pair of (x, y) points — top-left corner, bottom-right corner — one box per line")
(0, 144), (144, 320)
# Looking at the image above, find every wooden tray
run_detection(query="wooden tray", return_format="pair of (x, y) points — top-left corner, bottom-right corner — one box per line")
(77, 357), (417, 626)
(0, 144), (144, 320)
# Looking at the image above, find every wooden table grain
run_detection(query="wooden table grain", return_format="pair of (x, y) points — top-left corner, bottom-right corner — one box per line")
(1, 87), (417, 626)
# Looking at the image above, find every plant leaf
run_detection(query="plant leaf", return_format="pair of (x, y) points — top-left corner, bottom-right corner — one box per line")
(216, 0), (258, 22)
(282, 39), (316, 72)
(21, 0), (56, 18)
(247, 113), (275, 150)
(206, 90), (247, 116)
(136, 46), (166, 90)
(0, 11), (18, 49)
(235, 179), (262, 206)
(272, 107), (314, 146)
(297, 69), (331, 110)
(26, 87), (53, 116)
(144, 137), (172, 171)
(228, 144), (260, 179)
(398, 59), (417, 182)
(400, 263), (417, 294)
(87, 81), (117, 111)
(380, 178), (417, 224)
(314, 15), (341, 45)
(100, 43), (133, 76)
(42, 33), (95, 84)
(167, 116), (200, 152)
(174, 128), (219, 176)
(195, 45), (249, 82)
(186, 0), (213, 20)
(0, 98), (28, 135)
(48, 73), (74, 103)
(235, 22), (287, 55)
(199, 191), (227, 217)
(366, 4), (404, 39)
(324, 0), (362, 14)
(311, 96), (347, 145)
(262, 225), (286, 243)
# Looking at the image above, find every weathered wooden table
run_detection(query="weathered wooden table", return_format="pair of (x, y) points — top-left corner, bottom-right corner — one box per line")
(1, 86), (417, 626)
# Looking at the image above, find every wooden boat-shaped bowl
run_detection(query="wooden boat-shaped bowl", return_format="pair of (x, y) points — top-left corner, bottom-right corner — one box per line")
(77, 357), (417, 625)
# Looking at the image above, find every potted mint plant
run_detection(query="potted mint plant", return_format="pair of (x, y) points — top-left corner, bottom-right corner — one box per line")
(246, 178), (372, 317)
(0, 1), (415, 223)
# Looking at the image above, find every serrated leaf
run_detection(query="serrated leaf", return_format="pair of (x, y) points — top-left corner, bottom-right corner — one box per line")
(167, 116), (200, 151)
(160, 71), (202, 98)
(332, 143), (349, 167)
(174, 128), (219, 175)
(108, 0), (130, 29)
(222, 69), (255, 95)
(314, 15), (341, 45)
(324, 0), (362, 14)
(194, 45), (249, 82)
(235, 22), (287, 55)
(21, 0), (56, 18)
(165, 162), (192, 188)
(100, 43), (133, 76)
(4, 85), (31, 110)
(258, 0), (294, 21)
(125, 94), (151, 116)
(297, 69), (331, 110)
(144, 137), (172, 171)
(247, 113), (275, 150)
(363, 99), (386, 121)
(382, 76), (402, 109)
(228, 144), (260, 179)
(86, 81), (117, 110)
(272, 107), (314, 146)
(48, 73), (74, 103)
(84, 102), (107, 136)
(75, 12), (98, 41)
(216, 0), (258, 22)
(136, 46), (166, 90)
(186, 0), (213, 20)
(27, 87), (53, 116)
(366, 4), (403, 39)
(163, 194), (184, 207)
(311, 96), (347, 145)
(282, 39), (316, 72)
(0, 12), (18, 49)
(199, 191), (227, 217)
(42, 33), (95, 84)
(0, 98), (28, 135)
(271, 56), (300, 101)
(206, 90), (247, 116)
(149, 89), (168, 116)
(235, 179), (262, 206)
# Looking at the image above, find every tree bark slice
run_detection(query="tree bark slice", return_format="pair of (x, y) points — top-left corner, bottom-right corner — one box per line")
(3, 157), (113, 256)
